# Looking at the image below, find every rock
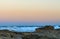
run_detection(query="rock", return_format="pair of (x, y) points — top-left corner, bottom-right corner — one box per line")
(0, 30), (23, 39)
(0, 25), (60, 39)
(35, 25), (54, 32)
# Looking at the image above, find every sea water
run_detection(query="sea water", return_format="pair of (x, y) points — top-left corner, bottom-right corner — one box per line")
(0, 25), (60, 32)
(0, 26), (38, 32)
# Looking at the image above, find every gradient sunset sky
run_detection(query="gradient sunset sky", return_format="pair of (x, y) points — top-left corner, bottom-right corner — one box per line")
(0, 0), (60, 25)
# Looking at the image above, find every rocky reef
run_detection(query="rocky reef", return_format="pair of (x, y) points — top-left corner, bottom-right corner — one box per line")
(0, 25), (60, 39)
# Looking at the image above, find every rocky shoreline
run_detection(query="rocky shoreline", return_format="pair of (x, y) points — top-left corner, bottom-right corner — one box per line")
(0, 26), (60, 39)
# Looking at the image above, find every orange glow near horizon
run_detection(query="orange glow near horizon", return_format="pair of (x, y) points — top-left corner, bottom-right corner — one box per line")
(0, 0), (60, 23)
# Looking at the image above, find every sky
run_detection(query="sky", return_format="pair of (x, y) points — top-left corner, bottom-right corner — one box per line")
(0, 0), (60, 25)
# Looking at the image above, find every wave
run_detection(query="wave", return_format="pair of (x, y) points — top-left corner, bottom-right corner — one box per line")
(0, 26), (38, 32)
(0, 25), (60, 32)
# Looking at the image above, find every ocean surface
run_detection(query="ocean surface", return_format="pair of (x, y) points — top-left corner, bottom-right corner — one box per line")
(0, 25), (60, 32)
(0, 26), (38, 32)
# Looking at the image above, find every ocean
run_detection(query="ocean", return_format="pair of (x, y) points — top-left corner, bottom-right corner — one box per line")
(0, 25), (59, 32)
(0, 26), (38, 32)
